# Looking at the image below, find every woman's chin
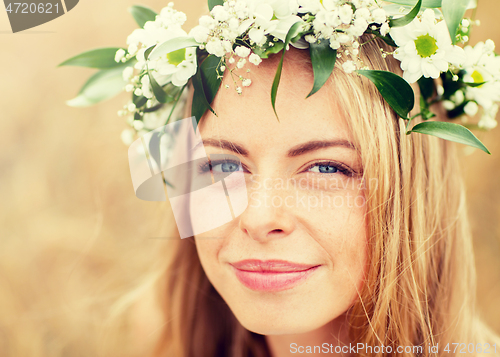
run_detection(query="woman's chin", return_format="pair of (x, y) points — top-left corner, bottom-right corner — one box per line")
(229, 303), (337, 336)
(237, 318), (320, 336)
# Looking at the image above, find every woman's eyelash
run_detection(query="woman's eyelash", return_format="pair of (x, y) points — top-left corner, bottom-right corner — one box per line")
(197, 159), (244, 174)
(304, 161), (355, 177)
(197, 159), (356, 177)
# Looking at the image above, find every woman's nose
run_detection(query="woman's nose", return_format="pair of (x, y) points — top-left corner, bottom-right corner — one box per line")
(238, 176), (296, 243)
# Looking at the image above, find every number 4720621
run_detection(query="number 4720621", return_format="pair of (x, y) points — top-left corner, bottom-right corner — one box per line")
(443, 343), (497, 354)
(5, 3), (60, 14)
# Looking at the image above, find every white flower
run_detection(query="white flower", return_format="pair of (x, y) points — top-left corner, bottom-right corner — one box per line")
(121, 129), (135, 146)
(463, 41), (500, 110)
(310, 0), (389, 52)
(305, 34), (316, 43)
(128, 103), (137, 112)
(242, 0), (303, 44)
(199, 15), (217, 29)
(342, 60), (356, 73)
(122, 66), (134, 81)
(235, 46), (251, 57)
(128, 43), (138, 56)
(237, 58), (247, 69)
(212, 5), (231, 22)
(125, 84), (135, 92)
(478, 104), (498, 129)
(355, 8), (371, 21)
(297, 0), (323, 14)
(339, 5), (353, 24)
(141, 75), (154, 99)
(390, 9), (466, 83)
(350, 17), (368, 37)
(329, 39), (340, 50)
(380, 22), (390, 36)
(156, 46), (197, 86)
(236, 86), (243, 94)
(242, 78), (252, 86)
(115, 48), (126, 62)
(249, 53), (262, 65)
(371, 8), (387, 24)
(206, 39), (227, 57)
(338, 33), (350, 44)
(485, 39), (495, 52)
(443, 100), (455, 110)
(133, 120), (145, 130)
(451, 90), (465, 105)
(124, 8), (198, 88)
(249, 27), (267, 45)
(464, 101), (479, 116)
(271, 15), (303, 43)
(190, 25), (210, 43)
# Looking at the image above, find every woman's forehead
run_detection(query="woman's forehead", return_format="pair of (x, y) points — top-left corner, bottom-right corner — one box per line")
(198, 49), (351, 149)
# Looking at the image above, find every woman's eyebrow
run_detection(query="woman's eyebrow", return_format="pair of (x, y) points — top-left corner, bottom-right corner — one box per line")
(197, 138), (249, 156)
(287, 139), (356, 157)
(197, 138), (355, 157)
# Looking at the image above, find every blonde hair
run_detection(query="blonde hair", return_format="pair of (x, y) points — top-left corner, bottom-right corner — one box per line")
(108, 37), (500, 357)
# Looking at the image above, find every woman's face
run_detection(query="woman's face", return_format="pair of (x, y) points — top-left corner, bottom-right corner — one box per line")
(192, 51), (368, 335)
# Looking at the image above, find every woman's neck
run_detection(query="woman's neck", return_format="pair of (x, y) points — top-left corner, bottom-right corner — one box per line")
(264, 315), (353, 357)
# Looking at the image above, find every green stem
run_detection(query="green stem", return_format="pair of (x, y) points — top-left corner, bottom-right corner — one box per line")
(165, 83), (187, 125)
(405, 118), (413, 133)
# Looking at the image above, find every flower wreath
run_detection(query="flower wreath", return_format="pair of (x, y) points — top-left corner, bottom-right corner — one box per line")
(60, 0), (500, 154)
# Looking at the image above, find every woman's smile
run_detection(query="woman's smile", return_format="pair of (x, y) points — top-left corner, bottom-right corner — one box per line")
(230, 259), (322, 292)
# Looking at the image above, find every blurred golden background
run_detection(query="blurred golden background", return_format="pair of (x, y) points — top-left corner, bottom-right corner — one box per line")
(0, 0), (499, 355)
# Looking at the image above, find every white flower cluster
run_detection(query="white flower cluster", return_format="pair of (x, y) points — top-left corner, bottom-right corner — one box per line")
(120, 82), (190, 145)
(112, 0), (498, 135)
(391, 9), (466, 84)
(190, 0), (303, 93)
(191, 0), (303, 51)
(463, 40), (500, 129)
(116, 2), (197, 104)
(301, 0), (389, 49)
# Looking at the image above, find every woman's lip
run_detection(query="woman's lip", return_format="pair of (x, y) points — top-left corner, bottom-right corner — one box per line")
(230, 260), (320, 292)
(230, 259), (319, 272)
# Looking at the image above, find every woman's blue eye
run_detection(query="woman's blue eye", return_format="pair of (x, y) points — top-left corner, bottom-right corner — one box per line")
(308, 164), (339, 174)
(213, 161), (241, 173)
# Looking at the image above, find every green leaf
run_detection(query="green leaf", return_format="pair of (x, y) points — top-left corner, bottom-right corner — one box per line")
(149, 37), (200, 61)
(191, 55), (223, 124)
(144, 45), (156, 60)
(208, 0), (224, 11)
(133, 94), (148, 108)
(442, 0), (469, 44)
(384, 0), (441, 7)
(409, 121), (490, 154)
(129, 5), (157, 28)
(356, 70), (415, 119)
(66, 64), (129, 107)
(252, 40), (284, 59)
(148, 70), (168, 103)
(58, 48), (128, 69)
(464, 81), (486, 88)
(389, 0), (422, 27)
(271, 21), (303, 120)
(417, 76), (435, 101)
(200, 55), (223, 104)
(365, 27), (397, 47)
(191, 71), (210, 124)
(307, 40), (337, 98)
